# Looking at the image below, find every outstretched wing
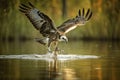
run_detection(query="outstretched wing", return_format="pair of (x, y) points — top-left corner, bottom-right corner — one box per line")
(19, 2), (56, 37)
(57, 8), (92, 34)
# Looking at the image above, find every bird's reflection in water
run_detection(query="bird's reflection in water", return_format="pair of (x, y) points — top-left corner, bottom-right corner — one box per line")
(47, 58), (77, 80)
(48, 58), (58, 79)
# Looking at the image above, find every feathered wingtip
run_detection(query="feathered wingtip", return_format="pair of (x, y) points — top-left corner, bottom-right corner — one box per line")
(77, 8), (92, 21)
(28, 2), (35, 8)
(19, 2), (35, 13)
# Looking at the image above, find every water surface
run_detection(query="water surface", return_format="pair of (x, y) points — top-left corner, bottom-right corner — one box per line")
(0, 40), (120, 80)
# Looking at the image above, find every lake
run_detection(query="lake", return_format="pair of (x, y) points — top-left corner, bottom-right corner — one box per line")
(0, 40), (120, 80)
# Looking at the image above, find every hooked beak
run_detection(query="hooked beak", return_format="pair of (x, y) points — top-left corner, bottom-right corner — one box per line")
(65, 38), (68, 43)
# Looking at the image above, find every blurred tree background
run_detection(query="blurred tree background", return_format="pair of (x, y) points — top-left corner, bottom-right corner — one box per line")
(0, 0), (120, 41)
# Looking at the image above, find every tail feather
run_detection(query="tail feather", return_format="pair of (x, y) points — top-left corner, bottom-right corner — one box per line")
(35, 38), (48, 45)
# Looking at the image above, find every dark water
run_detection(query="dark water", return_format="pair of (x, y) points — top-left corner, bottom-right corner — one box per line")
(0, 40), (120, 80)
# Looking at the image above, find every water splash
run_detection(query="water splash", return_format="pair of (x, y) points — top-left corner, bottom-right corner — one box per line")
(0, 53), (99, 61)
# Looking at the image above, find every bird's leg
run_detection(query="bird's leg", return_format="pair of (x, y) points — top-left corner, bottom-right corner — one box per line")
(47, 41), (52, 53)
(54, 41), (59, 57)
(48, 47), (51, 52)
(55, 42), (59, 51)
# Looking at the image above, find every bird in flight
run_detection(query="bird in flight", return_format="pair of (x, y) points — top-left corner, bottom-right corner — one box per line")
(19, 2), (92, 55)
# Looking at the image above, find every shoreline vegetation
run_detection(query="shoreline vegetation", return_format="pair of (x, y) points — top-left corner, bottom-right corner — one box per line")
(1, 37), (120, 42)
(0, 0), (120, 42)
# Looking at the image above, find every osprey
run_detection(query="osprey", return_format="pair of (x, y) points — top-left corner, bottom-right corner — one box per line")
(19, 2), (92, 54)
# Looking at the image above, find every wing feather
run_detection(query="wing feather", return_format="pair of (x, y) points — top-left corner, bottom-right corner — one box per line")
(57, 8), (92, 34)
(19, 2), (56, 37)
(57, 19), (78, 34)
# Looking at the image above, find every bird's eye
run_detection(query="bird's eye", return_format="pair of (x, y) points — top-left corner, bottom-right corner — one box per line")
(62, 37), (64, 39)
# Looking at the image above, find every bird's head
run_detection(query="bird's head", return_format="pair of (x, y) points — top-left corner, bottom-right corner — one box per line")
(59, 35), (68, 43)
